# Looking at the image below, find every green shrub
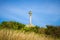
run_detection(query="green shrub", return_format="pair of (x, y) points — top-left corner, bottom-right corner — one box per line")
(0, 21), (25, 30)
(45, 25), (60, 37)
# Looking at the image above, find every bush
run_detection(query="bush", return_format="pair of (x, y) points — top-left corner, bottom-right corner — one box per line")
(22, 25), (40, 33)
(0, 21), (25, 30)
(45, 25), (60, 37)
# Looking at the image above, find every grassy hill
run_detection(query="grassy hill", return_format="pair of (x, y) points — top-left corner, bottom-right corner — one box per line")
(0, 21), (60, 40)
(0, 29), (60, 40)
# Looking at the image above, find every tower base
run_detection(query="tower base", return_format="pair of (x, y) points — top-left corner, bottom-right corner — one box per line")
(25, 24), (35, 27)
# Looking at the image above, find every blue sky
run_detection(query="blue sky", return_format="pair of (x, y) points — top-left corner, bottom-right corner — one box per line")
(0, 0), (60, 27)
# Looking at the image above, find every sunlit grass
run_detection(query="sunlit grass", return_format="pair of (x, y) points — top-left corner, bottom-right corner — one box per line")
(0, 29), (60, 40)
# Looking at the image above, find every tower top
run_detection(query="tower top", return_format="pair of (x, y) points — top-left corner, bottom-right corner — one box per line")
(29, 11), (32, 16)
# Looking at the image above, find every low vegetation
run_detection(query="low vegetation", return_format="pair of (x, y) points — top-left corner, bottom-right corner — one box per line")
(0, 21), (60, 40)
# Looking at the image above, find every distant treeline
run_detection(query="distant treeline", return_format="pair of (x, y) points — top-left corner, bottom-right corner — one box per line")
(0, 21), (60, 37)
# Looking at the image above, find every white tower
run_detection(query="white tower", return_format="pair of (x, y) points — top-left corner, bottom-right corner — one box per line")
(29, 11), (32, 27)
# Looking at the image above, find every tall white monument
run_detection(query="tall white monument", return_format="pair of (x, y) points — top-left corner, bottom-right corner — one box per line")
(29, 11), (32, 27)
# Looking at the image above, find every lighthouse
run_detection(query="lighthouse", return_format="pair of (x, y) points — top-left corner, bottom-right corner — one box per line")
(29, 11), (32, 27)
